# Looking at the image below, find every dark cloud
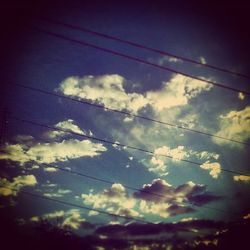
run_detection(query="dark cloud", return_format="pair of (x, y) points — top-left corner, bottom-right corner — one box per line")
(134, 179), (222, 207)
(95, 219), (226, 237)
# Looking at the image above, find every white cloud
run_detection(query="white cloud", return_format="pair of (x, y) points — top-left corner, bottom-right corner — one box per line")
(0, 175), (37, 196)
(59, 74), (212, 115)
(146, 74), (212, 112)
(31, 209), (85, 230)
(238, 92), (245, 100)
(47, 119), (86, 139)
(59, 74), (149, 114)
(44, 167), (58, 172)
(157, 56), (183, 65)
(0, 139), (107, 164)
(149, 146), (187, 175)
(199, 56), (206, 64)
(213, 106), (250, 145)
(200, 162), (221, 178)
(233, 175), (250, 182)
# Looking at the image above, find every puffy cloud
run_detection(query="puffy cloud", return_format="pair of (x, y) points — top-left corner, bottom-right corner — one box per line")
(200, 162), (221, 178)
(0, 139), (107, 164)
(233, 175), (250, 182)
(82, 183), (138, 218)
(146, 74), (212, 112)
(59, 74), (212, 115)
(134, 179), (221, 207)
(149, 146), (187, 175)
(0, 175), (37, 196)
(213, 106), (250, 145)
(47, 119), (86, 139)
(59, 74), (149, 114)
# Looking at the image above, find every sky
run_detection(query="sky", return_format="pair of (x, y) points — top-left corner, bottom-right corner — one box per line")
(1, 1), (250, 249)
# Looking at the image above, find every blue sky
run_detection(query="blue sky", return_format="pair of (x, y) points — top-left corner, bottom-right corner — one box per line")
(1, 1), (250, 248)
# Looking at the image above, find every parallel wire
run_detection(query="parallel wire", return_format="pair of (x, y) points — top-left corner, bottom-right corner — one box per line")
(39, 16), (250, 79)
(34, 162), (240, 215)
(8, 81), (250, 146)
(28, 26), (250, 96)
(8, 115), (250, 177)
(0, 184), (146, 223)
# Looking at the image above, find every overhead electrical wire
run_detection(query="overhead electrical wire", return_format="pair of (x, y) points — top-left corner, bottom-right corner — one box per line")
(27, 26), (250, 96)
(39, 16), (250, 79)
(7, 115), (250, 177)
(7, 81), (250, 146)
(0, 184), (146, 223)
(30, 161), (242, 216)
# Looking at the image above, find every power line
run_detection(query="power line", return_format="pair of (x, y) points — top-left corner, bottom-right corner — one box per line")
(8, 81), (250, 146)
(0, 184), (146, 223)
(33, 162), (241, 216)
(39, 16), (250, 79)
(28, 26), (250, 96)
(8, 115), (250, 177)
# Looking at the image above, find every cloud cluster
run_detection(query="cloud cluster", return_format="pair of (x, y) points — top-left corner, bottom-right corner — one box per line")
(148, 145), (221, 177)
(81, 179), (221, 219)
(200, 162), (221, 178)
(0, 139), (107, 164)
(31, 209), (88, 230)
(0, 175), (37, 196)
(82, 183), (139, 218)
(59, 74), (212, 115)
(214, 106), (250, 145)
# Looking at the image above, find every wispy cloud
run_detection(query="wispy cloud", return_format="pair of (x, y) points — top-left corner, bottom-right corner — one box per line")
(213, 106), (250, 145)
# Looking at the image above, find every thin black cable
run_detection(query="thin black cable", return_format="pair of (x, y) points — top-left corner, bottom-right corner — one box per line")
(7, 81), (250, 146)
(0, 184), (147, 223)
(39, 17), (250, 79)
(35, 162), (241, 215)
(7, 115), (250, 177)
(28, 26), (250, 96)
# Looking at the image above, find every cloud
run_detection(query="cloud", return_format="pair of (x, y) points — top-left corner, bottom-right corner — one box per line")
(213, 106), (250, 145)
(199, 56), (207, 64)
(0, 175), (37, 196)
(31, 209), (88, 230)
(43, 167), (58, 172)
(238, 92), (245, 100)
(0, 139), (107, 164)
(157, 56), (183, 65)
(148, 145), (220, 176)
(134, 179), (221, 207)
(59, 74), (212, 115)
(95, 219), (225, 237)
(43, 188), (72, 198)
(243, 213), (250, 219)
(146, 74), (212, 112)
(233, 175), (250, 182)
(82, 183), (139, 218)
(46, 119), (86, 139)
(200, 162), (221, 178)
(59, 74), (149, 114)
